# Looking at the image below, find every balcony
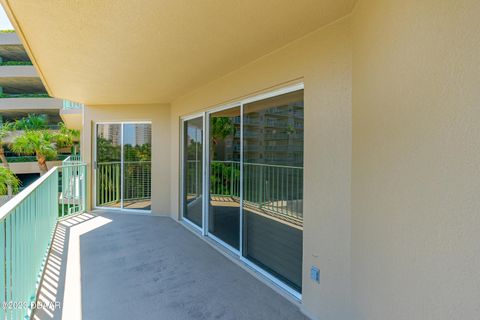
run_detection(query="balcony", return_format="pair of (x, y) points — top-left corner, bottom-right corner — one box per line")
(59, 100), (84, 130)
(0, 160), (85, 319)
(33, 211), (306, 320)
(0, 97), (61, 111)
(0, 159), (304, 320)
(0, 64), (37, 78)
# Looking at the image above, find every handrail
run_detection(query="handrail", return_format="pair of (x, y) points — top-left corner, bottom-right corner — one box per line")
(0, 167), (58, 221)
(62, 154), (82, 164)
(0, 166), (59, 319)
(97, 160), (151, 164)
(59, 161), (87, 218)
(0, 161), (87, 318)
(187, 159), (302, 169)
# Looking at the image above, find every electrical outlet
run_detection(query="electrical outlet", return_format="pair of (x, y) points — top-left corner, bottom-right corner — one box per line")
(310, 266), (320, 283)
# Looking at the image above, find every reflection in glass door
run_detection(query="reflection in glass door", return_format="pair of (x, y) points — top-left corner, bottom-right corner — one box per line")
(96, 123), (122, 208)
(242, 89), (304, 293)
(123, 123), (152, 210)
(182, 117), (204, 228)
(95, 122), (152, 211)
(208, 106), (241, 250)
(179, 85), (304, 296)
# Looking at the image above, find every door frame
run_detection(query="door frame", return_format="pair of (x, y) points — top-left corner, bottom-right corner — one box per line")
(180, 113), (206, 233)
(204, 104), (243, 255)
(178, 82), (304, 300)
(93, 121), (152, 213)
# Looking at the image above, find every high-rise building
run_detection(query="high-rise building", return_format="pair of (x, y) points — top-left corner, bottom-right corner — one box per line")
(0, 31), (71, 183)
(134, 123), (151, 146)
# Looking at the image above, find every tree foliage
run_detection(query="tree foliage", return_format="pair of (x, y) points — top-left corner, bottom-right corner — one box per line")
(10, 114), (78, 175)
(55, 122), (80, 148)
(0, 167), (20, 196)
(11, 130), (57, 175)
(14, 114), (47, 130)
(210, 116), (235, 159)
(211, 117), (235, 144)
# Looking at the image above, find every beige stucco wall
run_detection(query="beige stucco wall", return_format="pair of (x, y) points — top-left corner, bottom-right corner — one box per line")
(170, 17), (353, 319)
(81, 104), (171, 215)
(76, 1), (480, 319)
(351, 0), (480, 319)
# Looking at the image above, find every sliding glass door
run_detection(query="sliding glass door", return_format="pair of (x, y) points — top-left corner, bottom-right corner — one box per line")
(242, 90), (304, 293)
(180, 85), (304, 296)
(123, 123), (152, 210)
(96, 123), (122, 208)
(208, 106), (241, 250)
(182, 116), (204, 228)
(95, 122), (152, 211)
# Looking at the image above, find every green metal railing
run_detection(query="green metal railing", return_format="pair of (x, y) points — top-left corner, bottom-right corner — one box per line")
(62, 100), (84, 110)
(62, 154), (81, 163)
(124, 161), (151, 202)
(96, 162), (121, 206)
(210, 161), (241, 199)
(59, 155), (86, 218)
(185, 160), (202, 199)
(0, 168), (58, 319)
(0, 158), (87, 318)
(188, 160), (303, 223)
(96, 161), (151, 207)
(243, 162), (303, 223)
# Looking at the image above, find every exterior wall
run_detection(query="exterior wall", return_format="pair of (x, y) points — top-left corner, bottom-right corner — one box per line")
(170, 17), (352, 319)
(59, 108), (82, 130)
(9, 160), (61, 174)
(0, 65), (37, 77)
(0, 32), (21, 45)
(68, 1), (480, 319)
(81, 104), (171, 215)
(351, 0), (480, 319)
(0, 97), (62, 110)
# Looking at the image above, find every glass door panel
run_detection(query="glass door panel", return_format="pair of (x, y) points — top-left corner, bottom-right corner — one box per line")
(123, 123), (152, 210)
(183, 117), (204, 227)
(242, 89), (304, 293)
(96, 123), (122, 208)
(208, 106), (241, 250)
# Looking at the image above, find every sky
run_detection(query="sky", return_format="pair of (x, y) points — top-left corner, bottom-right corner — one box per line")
(0, 5), (14, 30)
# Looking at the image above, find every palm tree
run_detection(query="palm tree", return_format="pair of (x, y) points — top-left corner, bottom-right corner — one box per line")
(11, 114), (79, 175)
(11, 130), (57, 175)
(55, 122), (80, 149)
(14, 114), (47, 130)
(0, 122), (14, 195)
(210, 116), (235, 160)
(0, 167), (20, 196)
(0, 122), (13, 167)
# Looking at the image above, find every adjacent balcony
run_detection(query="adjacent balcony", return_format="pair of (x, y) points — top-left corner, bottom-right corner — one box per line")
(0, 97), (62, 111)
(59, 100), (83, 131)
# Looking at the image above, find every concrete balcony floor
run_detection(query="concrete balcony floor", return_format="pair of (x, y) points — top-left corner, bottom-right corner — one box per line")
(33, 211), (306, 320)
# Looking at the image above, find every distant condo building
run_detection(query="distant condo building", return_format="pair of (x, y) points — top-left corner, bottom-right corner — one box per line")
(0, 31), (74, 186)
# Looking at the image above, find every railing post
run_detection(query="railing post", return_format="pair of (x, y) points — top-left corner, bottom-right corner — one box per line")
(230, 161), (234, 197)
(82, 164), (86, 212)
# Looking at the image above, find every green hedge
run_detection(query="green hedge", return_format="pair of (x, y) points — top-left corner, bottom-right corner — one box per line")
(6, 154), (70, 163)
(0, 93), (50, 98)
(0, 61), (33, 66)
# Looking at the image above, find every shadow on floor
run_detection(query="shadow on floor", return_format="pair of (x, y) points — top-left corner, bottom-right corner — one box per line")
(32, 213), (98, 320)
(34, 211), (307, 320)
